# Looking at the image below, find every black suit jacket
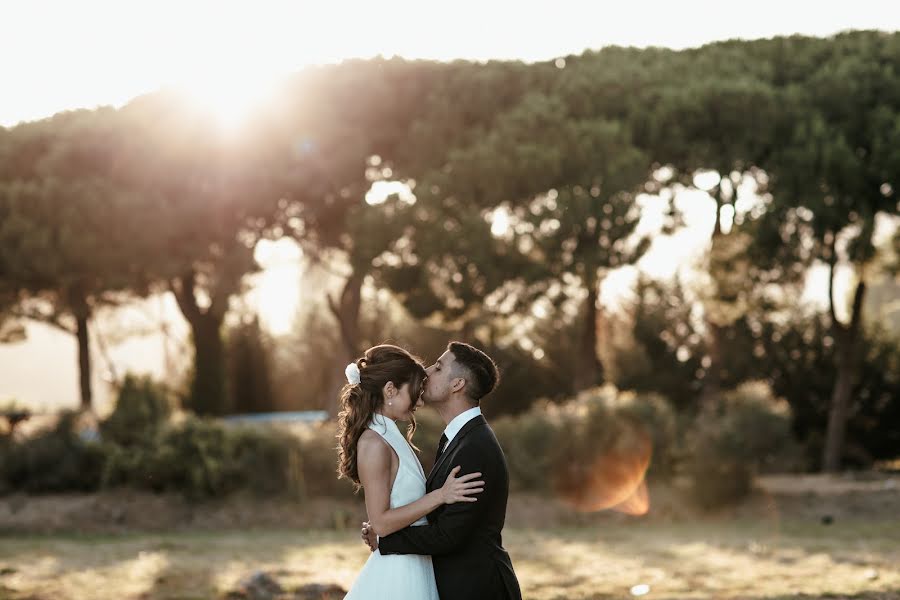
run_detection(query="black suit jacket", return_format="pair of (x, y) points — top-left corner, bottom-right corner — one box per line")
(378, 415), (522, 600)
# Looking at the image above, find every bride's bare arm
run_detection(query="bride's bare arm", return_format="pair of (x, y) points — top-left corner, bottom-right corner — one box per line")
(356, 430), (484, 538)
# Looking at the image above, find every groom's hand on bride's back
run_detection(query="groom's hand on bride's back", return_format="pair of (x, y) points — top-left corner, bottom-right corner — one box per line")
(361, 521), (378, 551)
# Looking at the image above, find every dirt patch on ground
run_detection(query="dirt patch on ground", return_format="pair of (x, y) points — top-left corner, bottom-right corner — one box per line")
(741, 473), (900, 524)
(0, 491), (368, 535)
(758, 473), (900, 495)
(2, 472), (898, 535)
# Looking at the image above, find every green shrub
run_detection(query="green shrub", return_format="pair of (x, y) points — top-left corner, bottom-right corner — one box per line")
(102, 417), (225, 497)
(595, 389), (681, 479)
(102, 416), (309, 500)
(681, 382), (805, 510)
(100, 373), (173, 447)
(0, 411), (106, 494)
(493, 402), (569, 492)
(722, 382), (806, 472)
(294, 423), (355, 498)
(227, 426), (303, 496)
(550, 388), (658, 509)
(680, 446), (755, 510)
(491, 387), (680, 496)
(3, 405), (341, 500)
(1, 381), (805, 507)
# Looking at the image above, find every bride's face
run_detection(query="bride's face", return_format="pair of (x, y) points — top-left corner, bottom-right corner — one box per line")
(384, 381), (424, 420)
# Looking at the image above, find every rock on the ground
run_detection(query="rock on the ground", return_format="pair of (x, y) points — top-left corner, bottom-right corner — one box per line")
(225, 571), (283, 600)
(223, 573), (346, 600)
(292, 583), (347, 599)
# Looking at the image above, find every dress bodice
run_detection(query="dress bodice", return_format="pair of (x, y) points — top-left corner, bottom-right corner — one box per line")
(368, 414), (428, 525)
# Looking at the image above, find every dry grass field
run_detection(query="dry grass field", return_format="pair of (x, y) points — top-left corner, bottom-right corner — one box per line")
(1, 474), (898, 600)
(1, 517), (898, 600)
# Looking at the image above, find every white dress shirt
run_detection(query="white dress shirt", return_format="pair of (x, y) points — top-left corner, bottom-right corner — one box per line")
(441, 406), (482, 452)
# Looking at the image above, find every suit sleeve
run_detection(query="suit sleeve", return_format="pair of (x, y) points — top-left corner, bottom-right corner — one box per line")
(378, 439), (495, 556)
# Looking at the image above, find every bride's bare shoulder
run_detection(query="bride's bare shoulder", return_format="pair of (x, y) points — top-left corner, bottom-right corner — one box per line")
(357, 430), (393, 481)
(357, 429), (391, 453)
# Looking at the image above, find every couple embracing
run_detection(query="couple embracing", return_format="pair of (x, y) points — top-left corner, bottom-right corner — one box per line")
(336, 342), (522, 600)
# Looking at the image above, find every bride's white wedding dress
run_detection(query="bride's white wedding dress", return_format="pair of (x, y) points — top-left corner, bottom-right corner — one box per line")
(344, 414), (439, 600)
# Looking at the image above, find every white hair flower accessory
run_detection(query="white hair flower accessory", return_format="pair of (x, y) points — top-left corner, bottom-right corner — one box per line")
(345, 362), (361, 385)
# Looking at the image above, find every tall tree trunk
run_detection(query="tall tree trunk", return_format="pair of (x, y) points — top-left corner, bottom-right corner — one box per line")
(329, 270), (363, 361)
(326, 270), (364, 416)
(574, 280), (603, 391)
(190, 313), (227, 415)
(74, 307), (92, 411)
(229, 316), (276, 414)
(701, 320), (725, 409)
(67, 290), (93, 411)
(823, 339), (855, 472)
(171, 270), (228, 416)
(701, 184), (727, 411)
(15, 290), (94, 410)
(822, 271), (867, 472)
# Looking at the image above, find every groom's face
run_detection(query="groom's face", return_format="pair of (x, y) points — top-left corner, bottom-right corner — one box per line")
(422, 350), (457, 404)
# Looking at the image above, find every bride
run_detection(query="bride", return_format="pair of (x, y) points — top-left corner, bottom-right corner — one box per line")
(337, 344), (484, 599)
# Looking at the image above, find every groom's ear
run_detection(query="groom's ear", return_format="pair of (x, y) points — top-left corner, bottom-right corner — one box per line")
(450, 376), (466, 394)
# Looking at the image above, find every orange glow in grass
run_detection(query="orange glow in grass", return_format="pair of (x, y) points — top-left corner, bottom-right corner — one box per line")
(555, 426), (653, 515)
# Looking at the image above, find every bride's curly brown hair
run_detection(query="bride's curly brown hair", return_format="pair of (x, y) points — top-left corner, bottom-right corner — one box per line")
(336, 344), (426, 490)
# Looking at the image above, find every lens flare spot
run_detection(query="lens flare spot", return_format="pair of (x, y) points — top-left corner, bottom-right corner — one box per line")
(555, 425), (652, 515)
(631, 583), (651, 596)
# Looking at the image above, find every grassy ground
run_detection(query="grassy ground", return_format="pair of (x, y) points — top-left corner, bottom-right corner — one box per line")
(0, 517), (898, 600)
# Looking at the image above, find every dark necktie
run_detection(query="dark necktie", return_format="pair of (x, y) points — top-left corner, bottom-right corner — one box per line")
(436, 433), (448, 463)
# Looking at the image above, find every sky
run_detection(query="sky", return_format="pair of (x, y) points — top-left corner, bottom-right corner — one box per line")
(1, 0), (899, 127)
(1, 1), (898, 413)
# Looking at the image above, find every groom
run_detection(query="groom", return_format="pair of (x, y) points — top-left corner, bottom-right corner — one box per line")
(361, 341), (522, 600)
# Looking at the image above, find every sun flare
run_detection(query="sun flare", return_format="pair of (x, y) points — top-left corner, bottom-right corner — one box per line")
(174, 69), (283, 132)
(250, 238), (304, 335)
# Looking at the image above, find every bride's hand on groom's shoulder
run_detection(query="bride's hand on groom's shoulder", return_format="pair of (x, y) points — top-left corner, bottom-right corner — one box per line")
(439, 465), (485, 505)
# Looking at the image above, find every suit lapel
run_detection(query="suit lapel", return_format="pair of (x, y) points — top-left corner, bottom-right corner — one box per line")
(426, 415), (486, 488)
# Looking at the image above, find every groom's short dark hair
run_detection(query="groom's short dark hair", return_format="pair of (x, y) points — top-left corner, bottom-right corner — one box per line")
(448, 341), (500, 404)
